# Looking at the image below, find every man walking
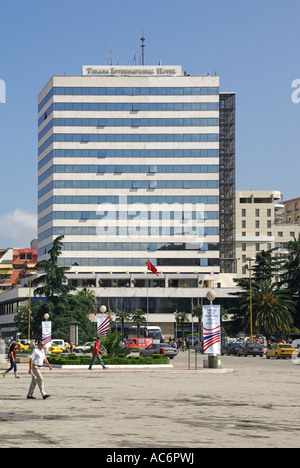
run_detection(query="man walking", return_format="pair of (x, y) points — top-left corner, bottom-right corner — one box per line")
(88, 337), (108, 370)
(27, 340), (52, 400)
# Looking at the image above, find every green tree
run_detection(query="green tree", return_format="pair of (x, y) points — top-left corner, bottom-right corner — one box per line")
(130, 309), (146, 338)
(77, 286), (97, 315)
(239, 281), (295, 338)
(32, 236), (75, 298)
(280, 234), (300, 297)
(101, 332), (125, 357)
(17, 236), (95, 342)
(174, 311), (189, 339)
(116, 309), (131, 339)
(252, 249), (284, 284)
(193, 305), (203, 340)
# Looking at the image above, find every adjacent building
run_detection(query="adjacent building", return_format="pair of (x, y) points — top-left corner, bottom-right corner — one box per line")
(282, 197), (300, 226)
(236, 190), (300, 277)
(0, 248), (37, 338)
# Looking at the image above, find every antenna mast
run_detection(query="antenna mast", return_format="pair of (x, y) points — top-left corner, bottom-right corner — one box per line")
(140, 33), (145, 66)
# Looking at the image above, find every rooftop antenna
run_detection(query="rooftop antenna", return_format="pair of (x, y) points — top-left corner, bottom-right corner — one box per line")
(141, 33), (145, 66)
(108, 48), (113, 66)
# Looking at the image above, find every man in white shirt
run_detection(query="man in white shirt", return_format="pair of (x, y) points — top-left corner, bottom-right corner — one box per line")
(27, 340), (52, 400)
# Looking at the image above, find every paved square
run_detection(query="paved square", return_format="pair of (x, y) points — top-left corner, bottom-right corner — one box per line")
(0, 354), (299, 448)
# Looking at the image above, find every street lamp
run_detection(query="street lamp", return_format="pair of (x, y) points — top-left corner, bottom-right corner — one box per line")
(246, 257), (256, 343)
(206, 290), (216, 305)
(27, 272), (35, 342)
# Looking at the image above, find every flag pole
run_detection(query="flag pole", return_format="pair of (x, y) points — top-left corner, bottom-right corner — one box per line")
(147, 259), (149, 327)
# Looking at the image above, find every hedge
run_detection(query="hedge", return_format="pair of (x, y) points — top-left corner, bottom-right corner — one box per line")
(48, 353), (169, 366)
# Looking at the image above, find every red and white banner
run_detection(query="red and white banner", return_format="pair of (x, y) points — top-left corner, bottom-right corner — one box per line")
(42, 321), (52, 349)
(202, 305), (221, 354)
(97, 315), (110, 336)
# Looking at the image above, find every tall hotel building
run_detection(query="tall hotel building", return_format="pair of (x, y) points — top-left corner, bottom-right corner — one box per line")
(37, 65), (236, 334)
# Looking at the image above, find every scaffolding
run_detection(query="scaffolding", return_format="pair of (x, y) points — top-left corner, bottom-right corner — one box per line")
(219, 93), (236, 273)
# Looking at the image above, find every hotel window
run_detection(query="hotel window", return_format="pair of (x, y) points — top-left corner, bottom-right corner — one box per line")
(256, 243), (260, 251)
(242, 220), (246, 228)
(267, 209), (271, 217)
(242, 209), (246, 217)
(255, 209), (260, 217)
(242, 243), (246, 252)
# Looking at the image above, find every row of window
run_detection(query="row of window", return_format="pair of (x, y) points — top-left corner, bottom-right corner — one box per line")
(38, 133), (219, 155)
(39, 148), (219, 170)
(39, 226), (220, 242)
(39, 241), (219, 256)
(39, 163), (219, 184)
(61, 242), (219, 252)
(241, 209), (272, 217)
(38, 179), (219, 199)
(39, 101), (219, 125)
(55, 258), (220, 267)
(39, 86), (219, 111)
(38, 195), (220, 213)
(38, 210), (220, 228)
(39, 117), (219, 140)
(39, 241), (219, 257)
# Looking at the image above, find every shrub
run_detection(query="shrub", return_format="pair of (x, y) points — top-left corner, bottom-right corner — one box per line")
(48, 355), (169, 366)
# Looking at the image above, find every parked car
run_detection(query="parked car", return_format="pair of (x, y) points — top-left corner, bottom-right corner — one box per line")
(237, 343), (264, 357)
(15, 341), (30, 353)
(124, 338), (153, 351)
(73, 342), (93, 353)
(266, 343), (298, 359)
(221, 342), (243, 356)
(140, 343), (178, 359)
(49, 344), (64, 354)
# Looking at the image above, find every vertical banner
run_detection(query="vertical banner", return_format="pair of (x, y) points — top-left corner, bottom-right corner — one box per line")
(42, 321), (52, 349)
(97, 315), (110, 336)
(202, 305), (221, 354)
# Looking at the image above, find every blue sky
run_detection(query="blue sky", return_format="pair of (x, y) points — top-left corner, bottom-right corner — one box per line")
(0, 0), (299, 248)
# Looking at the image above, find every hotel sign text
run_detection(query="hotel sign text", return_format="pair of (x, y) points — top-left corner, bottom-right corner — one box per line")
(82, 65), (183, 77)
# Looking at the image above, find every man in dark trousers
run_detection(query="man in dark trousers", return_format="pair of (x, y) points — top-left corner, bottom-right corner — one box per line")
(88, 337), (108, 370)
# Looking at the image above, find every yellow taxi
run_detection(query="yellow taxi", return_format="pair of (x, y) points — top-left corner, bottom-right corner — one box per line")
(16, 342), (30, 352)
(266, 343), (298, 360)
(49, 345), (64, 354)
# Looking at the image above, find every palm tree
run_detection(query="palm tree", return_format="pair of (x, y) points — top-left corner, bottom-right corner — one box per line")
(77, 286), (97, 315)
(116, 309), (131, 339)
(193, 305), (203, 341)
(240, 281), (295, 338)
(174, 311), (189, 339)
(130, 309), (146, 338)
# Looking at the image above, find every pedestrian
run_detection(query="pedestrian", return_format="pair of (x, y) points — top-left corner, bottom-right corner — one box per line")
(2, 343), (21, 379)
(88, 337), (108, 370)
(27, 340), (52, 400)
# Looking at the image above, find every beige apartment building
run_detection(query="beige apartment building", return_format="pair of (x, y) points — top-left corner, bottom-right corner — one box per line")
(283, 197), (300, 225)
(236, 191), (300, 277)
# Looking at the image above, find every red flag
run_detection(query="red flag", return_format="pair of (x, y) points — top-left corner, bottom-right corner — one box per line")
(148, 260), (159, 276)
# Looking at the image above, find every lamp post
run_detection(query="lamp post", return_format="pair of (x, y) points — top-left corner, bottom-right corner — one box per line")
(246, 257), (256, 343)
(27, 273), (35, 343)
(206, 289), (216, 306)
